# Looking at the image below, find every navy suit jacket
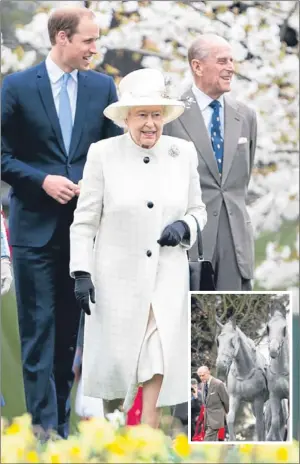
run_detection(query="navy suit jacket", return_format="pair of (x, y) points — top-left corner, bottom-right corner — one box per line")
(1, 61), (122, 247)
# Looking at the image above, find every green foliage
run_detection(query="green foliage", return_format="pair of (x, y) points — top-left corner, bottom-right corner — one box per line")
(1, 291), (26, 418)
(1, 290), (79, 433)
(254, 218), (299, 290)
(255, 219), (298, 268)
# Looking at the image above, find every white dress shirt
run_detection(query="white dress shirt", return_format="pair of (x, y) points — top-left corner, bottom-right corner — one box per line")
(192, 84), (224, 138)
(45, 54), (78, 124)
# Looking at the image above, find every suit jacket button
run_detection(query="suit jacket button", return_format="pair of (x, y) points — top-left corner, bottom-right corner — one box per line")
(146, 250), (152, 257)
(147, 201), (154, 208)
(143, 156), (150, 163)
(213, 211), (218, 216)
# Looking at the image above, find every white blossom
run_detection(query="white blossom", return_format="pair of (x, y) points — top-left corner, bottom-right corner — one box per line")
(255, 255), (299, 290)
(141, 55), (162, 69)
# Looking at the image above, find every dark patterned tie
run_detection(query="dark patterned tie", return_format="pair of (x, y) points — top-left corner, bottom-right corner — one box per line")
(209, 100), (224, 174)
(205, 382), (209, 402)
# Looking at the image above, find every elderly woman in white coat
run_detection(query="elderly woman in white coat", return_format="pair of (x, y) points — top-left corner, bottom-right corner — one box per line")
(70, 68), (207, 428)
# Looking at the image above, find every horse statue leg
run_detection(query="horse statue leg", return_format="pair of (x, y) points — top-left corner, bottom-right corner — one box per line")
(252, 396), (265, 441)
(264, 400), (271, 439)
(227, 394), (239, 441)
(281, 398), (289, 441)
(266, 392), (283, 441)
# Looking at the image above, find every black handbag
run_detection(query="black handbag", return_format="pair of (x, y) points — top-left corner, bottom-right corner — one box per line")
(188, 215), (215, 291)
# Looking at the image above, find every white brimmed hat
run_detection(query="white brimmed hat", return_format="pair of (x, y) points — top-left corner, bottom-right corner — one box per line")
(103, 69), (185, 127)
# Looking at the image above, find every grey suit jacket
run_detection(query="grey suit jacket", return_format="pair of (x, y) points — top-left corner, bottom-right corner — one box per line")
(164, 89), (257, 279)
(202, 376), (229, 430)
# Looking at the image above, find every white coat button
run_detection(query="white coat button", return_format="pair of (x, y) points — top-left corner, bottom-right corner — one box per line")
(147, 202), (154, 208)
(146, 250), (152, 257)
(143, 156), (150, 164)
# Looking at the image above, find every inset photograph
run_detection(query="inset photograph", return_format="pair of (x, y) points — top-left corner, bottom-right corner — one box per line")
(189, 292), (291, 443)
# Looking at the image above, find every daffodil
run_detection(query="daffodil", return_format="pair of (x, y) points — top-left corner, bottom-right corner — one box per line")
(77, 417), (116, 453)
(126, 424), (169, 461)
(173, 434), (191, 458)
(251, 442), (299, 463)
(3, 413), (36, 449)
(58, 436), (89, 463)
(5, 422), (22, 435)
(191, 443), (227, 463)
(276, 446), (289, 462)
(1, 413), (299, 463)
(26, 450), (40, 463)
(239, 443), (254, 454)
(41, 440), (68, 463)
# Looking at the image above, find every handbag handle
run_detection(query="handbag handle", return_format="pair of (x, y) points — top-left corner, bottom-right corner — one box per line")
(189, 214), (204, 262)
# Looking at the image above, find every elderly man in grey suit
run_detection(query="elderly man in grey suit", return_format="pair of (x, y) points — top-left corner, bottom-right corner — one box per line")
(164, 34), (257, 290)
(198, 366), (229, 441)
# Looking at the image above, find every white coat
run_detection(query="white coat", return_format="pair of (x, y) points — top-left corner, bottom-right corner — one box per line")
(70, 133), (207, 411)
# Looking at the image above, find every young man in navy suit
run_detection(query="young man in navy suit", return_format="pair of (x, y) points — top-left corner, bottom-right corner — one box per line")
(1, 6), (122, 438)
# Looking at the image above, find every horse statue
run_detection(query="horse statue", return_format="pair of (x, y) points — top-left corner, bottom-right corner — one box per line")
(215, 317), (269, 441)
(265, 301), (290, 441)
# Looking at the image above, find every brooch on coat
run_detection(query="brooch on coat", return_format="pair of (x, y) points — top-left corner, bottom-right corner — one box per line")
(168, 145), (180, 158)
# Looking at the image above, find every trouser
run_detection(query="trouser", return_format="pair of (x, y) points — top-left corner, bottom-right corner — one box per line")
(12, 221), (81, 438)
(170, 402), (188, 435)
(212, 205), (252, 291)
(204, 425), (219, 441)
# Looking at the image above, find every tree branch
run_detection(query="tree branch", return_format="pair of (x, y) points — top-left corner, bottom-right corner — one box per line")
(274, 150), (299, 154)
(107, 46), (169, 60)
(280, 1), (299, 42)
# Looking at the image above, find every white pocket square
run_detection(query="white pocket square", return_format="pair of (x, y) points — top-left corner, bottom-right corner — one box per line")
(209, 392), (215, 395)
(238, 137), (247, 144)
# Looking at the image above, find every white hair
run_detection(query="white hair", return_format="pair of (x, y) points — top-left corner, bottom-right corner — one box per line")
(113, 105), (170, 129)
(197, 365), (210, 374)
(188, 34), (230, 65)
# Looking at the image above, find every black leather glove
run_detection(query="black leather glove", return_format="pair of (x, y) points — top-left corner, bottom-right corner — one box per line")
(157, 220), (190, 247)
(74, 271), (95, 316)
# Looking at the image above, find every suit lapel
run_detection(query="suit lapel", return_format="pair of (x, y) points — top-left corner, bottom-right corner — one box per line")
(36, 62), (66, 155)
(179, 90), (221, 184)
(208, 378), (214, 396)
(222, 96), (242, 185)
(68, 72), (89, 161)
(206, 378), (215, 404)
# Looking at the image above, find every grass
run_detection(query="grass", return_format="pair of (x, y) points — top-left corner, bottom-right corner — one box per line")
(1, 289), (79, 432)
(254, 218), (298, 268)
